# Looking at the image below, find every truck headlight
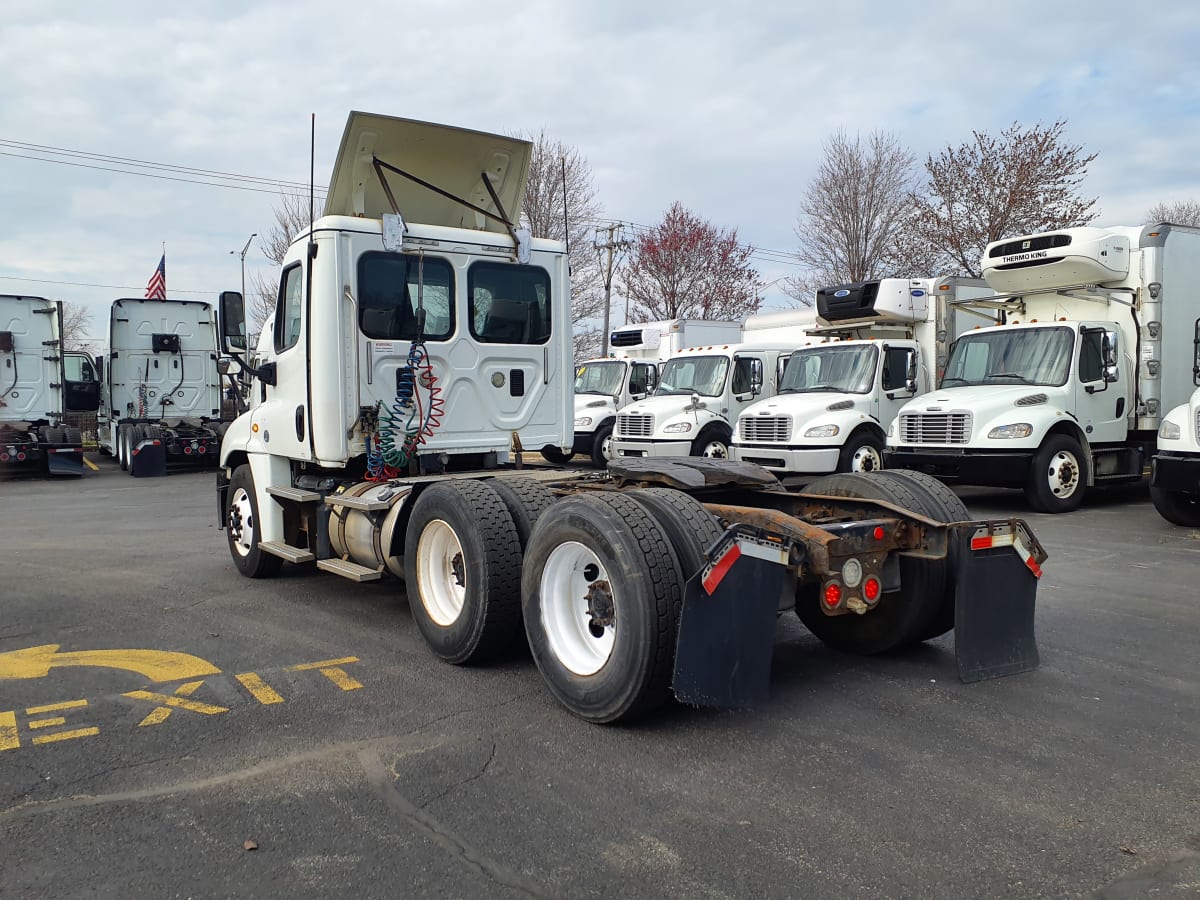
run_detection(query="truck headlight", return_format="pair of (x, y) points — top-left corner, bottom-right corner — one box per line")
(574, 416), (592, 427)
(1159, 420), (1181, 440)
(804, 424), (839, 438)
(988, 423), (1032, 439)
(663, 422), (692, 434)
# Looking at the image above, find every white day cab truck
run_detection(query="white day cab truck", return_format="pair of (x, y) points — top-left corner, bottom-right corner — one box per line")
(886, 223), (1200, 513)
(547, 318), (741, 467)
(0, 294), (99, 477)
(216, 111), (1050, 724)
(95, 297), (226, 476)
(731, 277), (995, 477)
(1149, 325), (1200, 525)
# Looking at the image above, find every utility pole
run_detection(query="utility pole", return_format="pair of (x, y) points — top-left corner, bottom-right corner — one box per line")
(231, 233), (257, 301)
(594, 223), (629, 357)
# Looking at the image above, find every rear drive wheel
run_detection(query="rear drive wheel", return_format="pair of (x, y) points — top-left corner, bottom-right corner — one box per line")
(796, 471), (949, 654)
(1024, 434), (1087, 513)
(486, 476), (556, 551)
(62, 425), (82, 446)
(690, 426), (732, 459)
(117, 425), (130, 470)
(626, 488), (723, 583)
(838, 429), (885, 473)
(1150, 485), (1200, 527)
(126, 424), (146, 476)
(589, 422), (615, 468)
(522, 492), (684, 723)
(404, 480), (522, 664)
(225, 464), (282, 578)
(540, 445), (571, 465)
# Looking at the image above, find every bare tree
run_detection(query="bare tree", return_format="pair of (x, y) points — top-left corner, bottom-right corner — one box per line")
(61, 302), (93, 351)
(619, 202), (761, 322)
(1145, 200), (1200, 226)
(247, 192), (316, 334)
(787, 130), (918, 305)
(515, 129), (605, 358)
(905, 120), (1099, 277)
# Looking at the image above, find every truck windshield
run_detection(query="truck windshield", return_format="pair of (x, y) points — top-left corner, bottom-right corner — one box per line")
(942, 326), (1073, 388)
(779, 345), (877, 394)
(575, 361), (626, 395)
(655, 356), (729, 397)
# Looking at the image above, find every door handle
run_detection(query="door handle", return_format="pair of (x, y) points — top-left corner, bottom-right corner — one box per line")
(295, 405), (305, 442)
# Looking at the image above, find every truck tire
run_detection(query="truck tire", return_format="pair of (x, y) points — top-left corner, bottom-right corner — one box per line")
(522, 492), (684, 723)
(795, 471), (948, 654)
(62, 425), (81, 446)
(144, 424), (163, 440)
(1150, 485), (1200, 527)
(589, 422), (614, 468)
(225, 464), (282, 578)
(540, 445), (571, 465)
(404, 480), (522, 665)
(45, 426), (65, 444)
(117, 425), (130, 471)
(626, 487), (723, 582)
(486, 476), (556, 551)
(126, 425), (146, 476)
(1024, 433), (1087, 513)
(691, 425), (732, 459)
(837, 428), (885, 474)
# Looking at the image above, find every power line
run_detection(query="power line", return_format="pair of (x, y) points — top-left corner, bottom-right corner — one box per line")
(0, 273), (217, 296)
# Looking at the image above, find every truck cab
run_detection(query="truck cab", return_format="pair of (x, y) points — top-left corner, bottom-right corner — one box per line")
(611, 343), (794, 459)
(1149, 320), (1200, 525)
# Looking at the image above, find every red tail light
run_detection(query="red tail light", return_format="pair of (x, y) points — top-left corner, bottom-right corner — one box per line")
(823, 582), (842, 608)
(863, 576), (882, 602)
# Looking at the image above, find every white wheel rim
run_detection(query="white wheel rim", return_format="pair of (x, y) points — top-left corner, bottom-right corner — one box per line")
(416, 519), (467, 627)
(701, 441), (728, 458)
(540, 540), (615, 676)
(119, 429), (127, 466)
(1047, 449), (1080, 498)
(228, 486), (255, 558)
(851, 445), (882, 472)
(601, 433), (614, 461)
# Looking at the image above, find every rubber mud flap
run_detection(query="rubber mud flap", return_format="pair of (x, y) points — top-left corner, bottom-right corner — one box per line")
(672, 553), (785, 709)
(130, 440), (167, 477)
(954, 532), (1039, 683)
(46, 448), (83, 476)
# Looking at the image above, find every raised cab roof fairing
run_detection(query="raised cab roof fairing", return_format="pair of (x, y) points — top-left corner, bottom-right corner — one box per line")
(325, 112), (533, 234)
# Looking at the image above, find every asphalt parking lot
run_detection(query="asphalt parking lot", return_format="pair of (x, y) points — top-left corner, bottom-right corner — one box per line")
(1, 458), (1198, 899)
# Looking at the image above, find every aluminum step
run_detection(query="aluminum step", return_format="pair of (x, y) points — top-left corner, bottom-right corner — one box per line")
(316, 558), (383, 582)
(267, 485), (322, 503)
(326, 494), (390, 512)
(258, 541), (316, 564)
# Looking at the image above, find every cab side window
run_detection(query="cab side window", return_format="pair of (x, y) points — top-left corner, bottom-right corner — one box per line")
(882, 347), (911, 391)
(275, 263), (303, 353)
(1078, 330), (1104, 382)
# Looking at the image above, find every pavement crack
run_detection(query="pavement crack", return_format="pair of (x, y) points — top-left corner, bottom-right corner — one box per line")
(357, 746), (552, 899)
(417, 741), (497, 810)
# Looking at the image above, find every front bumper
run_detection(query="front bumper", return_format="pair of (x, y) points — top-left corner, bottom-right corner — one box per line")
(1151, 452), (1200, 496)
(730, 444), (840, 474)
(613, 438), (692, 458)
(884, 447), (1032, 487)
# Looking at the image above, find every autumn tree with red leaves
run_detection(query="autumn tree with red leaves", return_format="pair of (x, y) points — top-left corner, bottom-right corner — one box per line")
(619, 202), (761, 322)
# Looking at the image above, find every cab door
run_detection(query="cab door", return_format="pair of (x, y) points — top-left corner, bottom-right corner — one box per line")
(63, 351), (100, 412)
(255, 261), (312, 461)
(1075, 324), (1127, 443)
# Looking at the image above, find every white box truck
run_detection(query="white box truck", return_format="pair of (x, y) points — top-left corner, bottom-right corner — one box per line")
(0, 294), (97, 477)
(1149, 323), (1200, 525)
(731, 277), (994, 476)
(887, 223), (1200, 513)
(610, 341), (800, 460)
(548, 319), (741, 467)
(213, 111), (1050, 724)
(96, 297), (225, 473)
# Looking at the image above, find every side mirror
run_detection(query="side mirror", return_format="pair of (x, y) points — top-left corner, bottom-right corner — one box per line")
(1102, 331), (1119, 368)
(219, 290), (248, 353)
(95, 356), (104, 383)
(217, 358), (231, 375)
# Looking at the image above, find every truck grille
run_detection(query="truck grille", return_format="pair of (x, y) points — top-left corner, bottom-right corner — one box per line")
(617, 413), (654, 438)
(1195, 408), (1200, 444)
(899, 412), (972, 444)
(739, 416), (791, 442)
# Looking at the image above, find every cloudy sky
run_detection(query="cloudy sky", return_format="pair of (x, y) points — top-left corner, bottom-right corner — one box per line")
(2, 0), (1198, 343)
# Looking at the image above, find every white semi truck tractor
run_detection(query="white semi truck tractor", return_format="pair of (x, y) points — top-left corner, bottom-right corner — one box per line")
(216, 111), (1050, 724)
(1149, 322), (1200, 525)
(887, 223), (1200, 513)
(0, 294), (96, 476)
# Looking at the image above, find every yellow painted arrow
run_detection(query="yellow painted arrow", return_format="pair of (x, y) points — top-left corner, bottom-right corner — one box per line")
(0, 644), (221, 683)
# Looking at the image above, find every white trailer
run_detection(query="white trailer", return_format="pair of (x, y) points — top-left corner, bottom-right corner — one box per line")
(1149, 324), (1200, 524)
(731, 277), (994, 476)
(215, 111), (1050, 724)
(0, 294), (96, 476)
(549, 319), (741, 467)
(96, 297), (224, 473)
(610, 342), (800, 460)
(887, 223), (1200, 513)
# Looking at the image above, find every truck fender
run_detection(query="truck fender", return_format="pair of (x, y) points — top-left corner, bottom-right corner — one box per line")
(245, 453), (290, 544)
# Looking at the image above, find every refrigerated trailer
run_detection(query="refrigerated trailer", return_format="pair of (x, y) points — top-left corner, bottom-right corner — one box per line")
(215, 111), (1049, 723)
(0, 294), (96, 477)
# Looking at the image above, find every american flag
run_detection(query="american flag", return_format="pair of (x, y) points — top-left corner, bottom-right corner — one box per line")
(145, 254), (166, 300)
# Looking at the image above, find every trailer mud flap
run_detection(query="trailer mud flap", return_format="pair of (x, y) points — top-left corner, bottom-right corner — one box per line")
(954, 525), (1041, 683)
(672, 535), (787, 709)
(130, 440), (167, 477)
(45, 448), (83, 476)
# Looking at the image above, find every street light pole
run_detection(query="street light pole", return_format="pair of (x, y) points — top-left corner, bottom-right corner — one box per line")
(230, 233), (257, 300)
